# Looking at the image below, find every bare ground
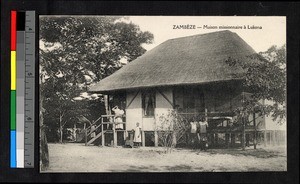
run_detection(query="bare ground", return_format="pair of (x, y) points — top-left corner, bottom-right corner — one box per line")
(43, 143), (286, 172)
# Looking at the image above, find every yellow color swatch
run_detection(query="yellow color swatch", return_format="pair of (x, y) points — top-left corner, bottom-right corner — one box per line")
(11, 51), (16, 90)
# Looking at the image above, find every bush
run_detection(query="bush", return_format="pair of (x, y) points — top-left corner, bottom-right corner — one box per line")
(156, 110), (189, 153)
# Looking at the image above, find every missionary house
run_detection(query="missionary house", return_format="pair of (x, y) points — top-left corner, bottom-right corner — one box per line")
(87, 30), (286, 148)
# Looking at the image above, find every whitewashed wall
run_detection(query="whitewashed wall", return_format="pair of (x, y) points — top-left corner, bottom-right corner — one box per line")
(125, 88), (174, 131)
(154, 88), (174, 131)
(126, 91), (142, 131)
(142, 117), (155, 131)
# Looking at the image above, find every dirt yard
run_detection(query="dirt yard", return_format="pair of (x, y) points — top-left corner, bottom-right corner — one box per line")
(43, 143), (286, 172)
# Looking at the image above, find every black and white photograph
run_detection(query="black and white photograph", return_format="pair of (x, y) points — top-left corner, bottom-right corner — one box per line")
(39, 16), (286, 172)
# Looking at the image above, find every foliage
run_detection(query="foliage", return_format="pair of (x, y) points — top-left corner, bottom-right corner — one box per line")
(40, 16), (154, 82)
(39, 16), (154, 142)
(156, 110), (189, 153)
(225, 45), (286, 124)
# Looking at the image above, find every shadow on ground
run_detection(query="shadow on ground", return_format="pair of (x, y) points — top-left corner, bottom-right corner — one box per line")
(180, 147), (286, 159)
(109, 164), (206, 172)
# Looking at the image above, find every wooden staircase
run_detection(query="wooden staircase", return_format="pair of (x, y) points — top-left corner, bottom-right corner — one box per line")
(84, 116), (103, 146)
(86, 130), (107, 146)
(84, 115), (126, 147)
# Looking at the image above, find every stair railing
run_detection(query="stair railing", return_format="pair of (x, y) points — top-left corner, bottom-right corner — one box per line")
(84, 116), (103, 146)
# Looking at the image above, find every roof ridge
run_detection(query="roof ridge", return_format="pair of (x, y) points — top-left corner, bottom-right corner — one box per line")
(165, 30), (233, 42)
(89, 30), (255, 92)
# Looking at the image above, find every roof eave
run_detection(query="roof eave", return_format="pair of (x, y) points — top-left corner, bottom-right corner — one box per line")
(88, 78), (245, 93)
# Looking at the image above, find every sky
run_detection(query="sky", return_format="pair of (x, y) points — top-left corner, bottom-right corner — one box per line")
(127, 16), (286, 53)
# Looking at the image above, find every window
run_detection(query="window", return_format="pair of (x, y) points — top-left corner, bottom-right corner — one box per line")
(174, 87), (204, 113)
(142, 91), (155, 117)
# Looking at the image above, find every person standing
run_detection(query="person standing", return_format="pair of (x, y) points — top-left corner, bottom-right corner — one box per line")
(90, 123), (96, 139)
(199, 117), (209, 150)
(190, 117), (199, 149)
(112, 106), (125, 129)
(133, 122), (142, 147)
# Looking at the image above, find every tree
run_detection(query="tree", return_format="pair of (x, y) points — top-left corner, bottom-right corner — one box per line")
(225, 45), (286, 150)
(40, 16), (153, 141)
(39, 16), (153, 168)
(40, 17), (153, 81)
(226, 45), (286, 120)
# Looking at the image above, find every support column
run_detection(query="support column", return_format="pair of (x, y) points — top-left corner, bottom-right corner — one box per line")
(172, 131), (177, 148)
(231, 133), (236, 147)
(246, 134), (250, 147)
(154, 130), (158, 147)
(241, 134), (245, 149)
(85, 129), (87, 146)
(211, 133), (215, 147)
(253, 113), (257, 149)
(84, 123), (87, 146)
(123, 130), (127, 141)
(215, 133), (218, 146)
(142, 131), (145, 147)
(225, 133), (230, 148)
(113, 123), (117, 147)
(242, 118), (246, 150)
(101, 123), (104, 146)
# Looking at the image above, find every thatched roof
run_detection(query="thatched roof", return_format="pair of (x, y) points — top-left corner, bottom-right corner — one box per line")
(89, 30), (256, 92)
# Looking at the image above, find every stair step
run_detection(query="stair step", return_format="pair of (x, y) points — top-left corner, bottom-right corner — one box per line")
(87, 130), (106, 145)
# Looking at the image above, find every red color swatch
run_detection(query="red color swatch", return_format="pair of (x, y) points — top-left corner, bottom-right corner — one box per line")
(11, 11), (17, 51)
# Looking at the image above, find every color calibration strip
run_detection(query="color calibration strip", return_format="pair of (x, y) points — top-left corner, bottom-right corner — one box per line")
(11, 10), (17, 168)
(10, 10), (35, 168)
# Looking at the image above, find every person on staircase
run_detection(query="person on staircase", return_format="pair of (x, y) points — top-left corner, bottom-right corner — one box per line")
(90, 123), (96, 139)
(112, 106), (125, 130)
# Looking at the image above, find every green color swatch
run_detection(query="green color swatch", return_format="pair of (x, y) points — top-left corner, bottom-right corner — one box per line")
(10, 90), (16, 130)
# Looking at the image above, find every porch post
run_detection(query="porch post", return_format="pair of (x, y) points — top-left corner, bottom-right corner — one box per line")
(123, 129), (127, 142)
(154, 130), (158, 147)
(101, 118), (105, 146)
(215, 133), (218, 146)
(253, 113), (257, 149)
(242, 117), (246, 150)
(231, 133), (236, 147)
(142, 130), (145, 147)
(113, 122), (117, 147)
(211, 133), (215, 147)
(104, 95), (109, 115)
(225, 133), (230, 148)
(85, 128), (87, 146)
(246, 133), (250, 147)
(84, 123), (87, 146)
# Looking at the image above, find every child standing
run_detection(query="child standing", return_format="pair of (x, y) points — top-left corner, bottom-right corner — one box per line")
(133, 122), (142, 147)
(199, 117), (209, 150)
(190, 117), (199, 149)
